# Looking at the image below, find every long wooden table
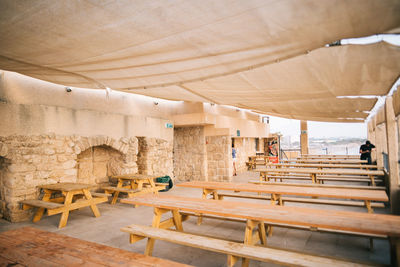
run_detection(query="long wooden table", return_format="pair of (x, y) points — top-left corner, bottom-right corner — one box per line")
(257, 167), (385, 186)
(282, 159), (368, 164)
(21, 183), (107, 228)
(266, 162), (382, 170)
(300, 155), (359, 159)
(177, 181), (388, 213)
(0, 227), (190, 266)
(103, 174), (165, 204)
(121, 194), (400, 265)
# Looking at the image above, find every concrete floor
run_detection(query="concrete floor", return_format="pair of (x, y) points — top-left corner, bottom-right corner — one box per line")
(0, 170), (391, 266)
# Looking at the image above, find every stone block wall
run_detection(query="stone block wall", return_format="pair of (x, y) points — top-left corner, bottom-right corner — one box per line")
(0, 134), (138, 222)
(137, 137), (173, 177)
(234, 137), (256, 173)
(173, 127), (207, 181)
(206, 135), (232, 181)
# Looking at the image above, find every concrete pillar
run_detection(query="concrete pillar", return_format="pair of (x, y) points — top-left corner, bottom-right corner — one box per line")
(367, 118), (377, 163)
(385, 96), (400, 215)
(300, 121), (309, 155)
(375, 123), (384, 169)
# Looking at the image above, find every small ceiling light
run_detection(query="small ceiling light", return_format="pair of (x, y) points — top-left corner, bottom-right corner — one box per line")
(154, 102), (159, 105)
(65, 87), (72, 92)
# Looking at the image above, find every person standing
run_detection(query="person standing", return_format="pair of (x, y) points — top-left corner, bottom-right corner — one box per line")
(232, 147), (237, 176)
(360, 140), (375, 164)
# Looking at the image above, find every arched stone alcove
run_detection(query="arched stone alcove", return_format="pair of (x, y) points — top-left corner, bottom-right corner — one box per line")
(77, 145), (124, 185)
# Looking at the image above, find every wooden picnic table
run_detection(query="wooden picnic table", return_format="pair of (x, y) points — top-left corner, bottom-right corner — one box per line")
(282, 159), (368, 164)
(21, 183), (108, 228)
(257, 167), (385, 186)
(0, 227), (189, 266)
(177, 181), (388, 213)
(103, 173), (166, 204)
(300, 155), (359, 159)
(121, 194), (400, 265)
(266, 162), (382, 170)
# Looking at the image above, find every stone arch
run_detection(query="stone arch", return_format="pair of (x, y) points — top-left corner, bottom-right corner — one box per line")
(77, 145), (124, 185)
(73, 136), (138, 185)
(73, 136), (129, 156)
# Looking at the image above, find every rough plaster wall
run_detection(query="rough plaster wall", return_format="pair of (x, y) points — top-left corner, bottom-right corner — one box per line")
(173, 127), (207, 181)
(206, 135), (231, 182)
(234, 138), (256, 173)
(0, 134), (138, 222)
(138, 137), (173, 178)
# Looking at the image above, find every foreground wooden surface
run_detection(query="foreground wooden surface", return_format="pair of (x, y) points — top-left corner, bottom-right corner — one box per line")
(0, 227), (190, 267)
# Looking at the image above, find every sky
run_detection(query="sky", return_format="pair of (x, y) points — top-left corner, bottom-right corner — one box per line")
(269, 116), (367, 141)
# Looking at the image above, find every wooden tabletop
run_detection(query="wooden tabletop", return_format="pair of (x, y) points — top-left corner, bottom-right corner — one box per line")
(300, 155), (359, 159)
(266, 163), (382, 170)
(111, 173), (159, 180)
(257, 168), (384, 176)
(39, 183), (95, 191)
(121, 195), (400, 237)
(282, 159), (367, 164)
(177, 181), (388, 202)
(0, 227), (190, 267)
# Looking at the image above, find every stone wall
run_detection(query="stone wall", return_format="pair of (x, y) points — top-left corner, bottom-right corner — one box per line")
(0, 134), (138, 222)
(206, 136), (231, 181)
(173, 127), (207, 181)
(137, 137), (173, 177)
(234, 137), (256, 173)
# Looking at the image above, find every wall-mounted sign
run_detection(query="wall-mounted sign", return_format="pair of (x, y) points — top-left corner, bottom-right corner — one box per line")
(236, 130), (240, 137)
(165, 123), (173, 128)
(301, 130), (307, 134)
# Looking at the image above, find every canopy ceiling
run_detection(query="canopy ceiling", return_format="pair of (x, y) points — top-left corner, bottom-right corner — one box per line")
(1, 0), (400, 122)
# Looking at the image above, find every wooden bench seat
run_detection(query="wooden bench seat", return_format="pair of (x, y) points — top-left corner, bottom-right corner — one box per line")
(121, 224), (376, 267)
(90, 192), (112, 198)
(248, 180), (386, 190)
(20, 199), (64, 210)
(263, 175), (382, 184)
(102, 186), (140, 194)
(217, 193), (385, 208)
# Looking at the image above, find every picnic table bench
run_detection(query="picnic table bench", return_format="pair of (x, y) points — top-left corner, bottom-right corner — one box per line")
(257, 167), (385, 186)
(301, 154), (360, 159)
(266, 162), (383, 170)
(246, 155), (268, 170)
(102, 173), (167, 204)
(282, 159), (368, 164)
(177, 181), (388, 213)
(20, 183), (108, 228)
(121, 194), (400, 267)
(0, 227), (190, 266)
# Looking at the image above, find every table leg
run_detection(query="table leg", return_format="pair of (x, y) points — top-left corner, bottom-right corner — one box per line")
(32, 190), (52, 222)
(145, 207), (167, 256)
(197, 188), (217, 225)
(364, 200), (373, 213)
(172, 210), (183, 231)
(311, 173), (317, 184)
(58, 192), (74, 228)
(83, 189), (100, 217)
(369, 175), (376, 186)
(147, 178), (159, 195)
(111, 179), (123, 205)
(242, 220), (265, 267)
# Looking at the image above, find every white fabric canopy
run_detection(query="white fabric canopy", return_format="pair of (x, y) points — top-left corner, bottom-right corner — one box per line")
(1, 0), (399, 122)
